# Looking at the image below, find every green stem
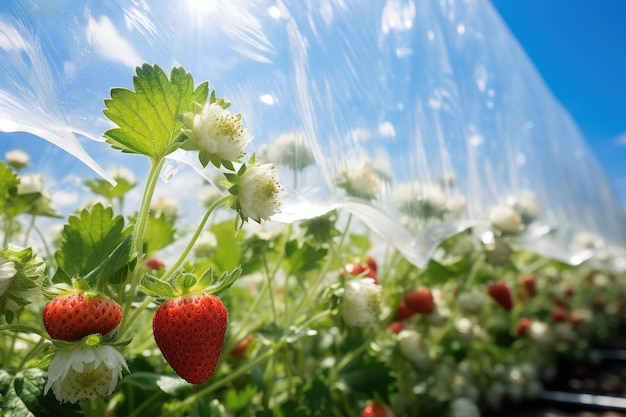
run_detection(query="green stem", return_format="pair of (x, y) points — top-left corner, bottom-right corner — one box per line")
(263, 254), (278, 323)
(22, 215), (36, 247)
(160, 195), (230, 283)
(127, 391), (163, 417)
(230, 226), (290, 344)
(119, 158), (164, 340)
(32, 224), (54, 269)
(80, 397), (106, 417)
(16, 337), (47, 371)
(290, 215), (352, 321)
(131, 158), (165, 258)
(117, 296), (155, 341)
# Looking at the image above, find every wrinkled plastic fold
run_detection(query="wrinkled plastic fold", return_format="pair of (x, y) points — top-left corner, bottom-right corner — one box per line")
(0, 0), (624, 267)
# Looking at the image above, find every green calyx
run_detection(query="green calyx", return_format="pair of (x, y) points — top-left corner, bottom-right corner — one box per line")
(50, 332), (132, 350)
(140, 266), (241, 299)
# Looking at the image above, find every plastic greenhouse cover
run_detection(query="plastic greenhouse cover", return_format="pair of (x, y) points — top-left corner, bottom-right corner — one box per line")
(0, 0), (625, 269)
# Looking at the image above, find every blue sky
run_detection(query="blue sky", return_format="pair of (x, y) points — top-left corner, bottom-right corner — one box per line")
(491, 0), (626, 208)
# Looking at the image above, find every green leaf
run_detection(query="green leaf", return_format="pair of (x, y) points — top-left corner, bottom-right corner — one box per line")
(0, 246), (46, 321)
(103, 64), (209, 159)
(304, 378), (332, 414)
(207, 220), (242, 274)
(155, 375), (190, 397)
(348, 233), (372, 253)
(53, 203), (129, 284)
(0, 369), (82, 417)
(143, 213), (176, 256)
(205, 267), (242, 296)
(337, 355), (395, 402)
(284, 240), (328, 274)
(139, 275), (175, 298)
(223, 385), (258, 413)
(257, 322), (284, 344)
(203, 399), (228, 417)
(83, 177), (135, 200)
(0, 162), (19, 212)
(84, 235), (134, 289)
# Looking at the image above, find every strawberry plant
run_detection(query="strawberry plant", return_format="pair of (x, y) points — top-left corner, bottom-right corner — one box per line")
(0, 62), (625, 417)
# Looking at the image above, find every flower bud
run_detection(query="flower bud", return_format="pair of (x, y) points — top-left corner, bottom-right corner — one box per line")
(341, 278), (382, 328)
(5, 149), (29, 170)
(236, 163), (283, 222)
(489, 205), (523, 234)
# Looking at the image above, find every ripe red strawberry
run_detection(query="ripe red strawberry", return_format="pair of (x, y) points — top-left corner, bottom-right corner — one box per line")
(43, 292), (122, 341)
(570, 311), (583, 327)
(594, 297), (606, 311)
(396, 303), (416, 319)
(487, 281), (513, 311)
(517, 317), (532, 337)
(387, 320), (406, 334)
(404, 287), (435, 315)
(343, 262), (378, 284)
(361, 402), (388, 417)
(366, 255), (378, 273)
(552, 306), (568, 322)
(152, 294), (228, 384)
(520, 274), (536, 298)
(145, 258), (165, 270)
(230, 335), (254, 358)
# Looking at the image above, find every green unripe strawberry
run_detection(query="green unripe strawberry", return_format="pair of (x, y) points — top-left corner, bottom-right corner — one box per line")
(42, 292), (122, 341)
(152, 294), (228, 384)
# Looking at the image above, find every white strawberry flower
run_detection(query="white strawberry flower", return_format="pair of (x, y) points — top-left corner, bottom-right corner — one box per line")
(337, 159), (386, 201)
(182, 102), (252, 167)
(0, 258), (17, 297)
(17, 173), (43, 195)
(457, 289), (485, 315)
(5, 149), (29, 170)
(529, 321), (552, 346)
(340, 278), (382, 328)
(449, 397), (481, 417)
(455, 317), (481, 343)
(107, 166), (136, 185)
(44, 344), (128, 404)
(508, 191), (540, 225)
(235, 163), (284, 222)
(489, 204), (523, 234)
(257, 130), (315, 171)
(397, 329), (430, 368)
(151, 196), (179, 220)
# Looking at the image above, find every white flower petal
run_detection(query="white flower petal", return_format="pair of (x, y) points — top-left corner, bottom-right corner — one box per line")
(45, 345), (127, 404)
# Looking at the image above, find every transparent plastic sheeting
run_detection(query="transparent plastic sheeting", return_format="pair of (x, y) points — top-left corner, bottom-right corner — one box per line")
(1, 0), (624, 268)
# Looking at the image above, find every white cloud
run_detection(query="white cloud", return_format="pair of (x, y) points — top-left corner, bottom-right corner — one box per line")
(350, 128), (371, 142)
(0, 21), (28, 52)
(378, 121), (396, 138)
(86, 15), (142, 68)
(615, 132), (626, 146)
(53, 190), (80, 208)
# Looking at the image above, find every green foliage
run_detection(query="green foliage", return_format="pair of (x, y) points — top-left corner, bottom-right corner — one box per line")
(0, 369), (82, 417)
(83, 177), (135, 201)
(0, 245), (46, 322)
(0, 162), (19, 213)
(53, 203), (130, 284)
(103, 64), (208, 159)
(143, 213), (177, 257)
(284, 240), (328, 275)
(337, 354), (395, 402)
(83, 236), (135, 289)
(206, 220), (242, 274)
